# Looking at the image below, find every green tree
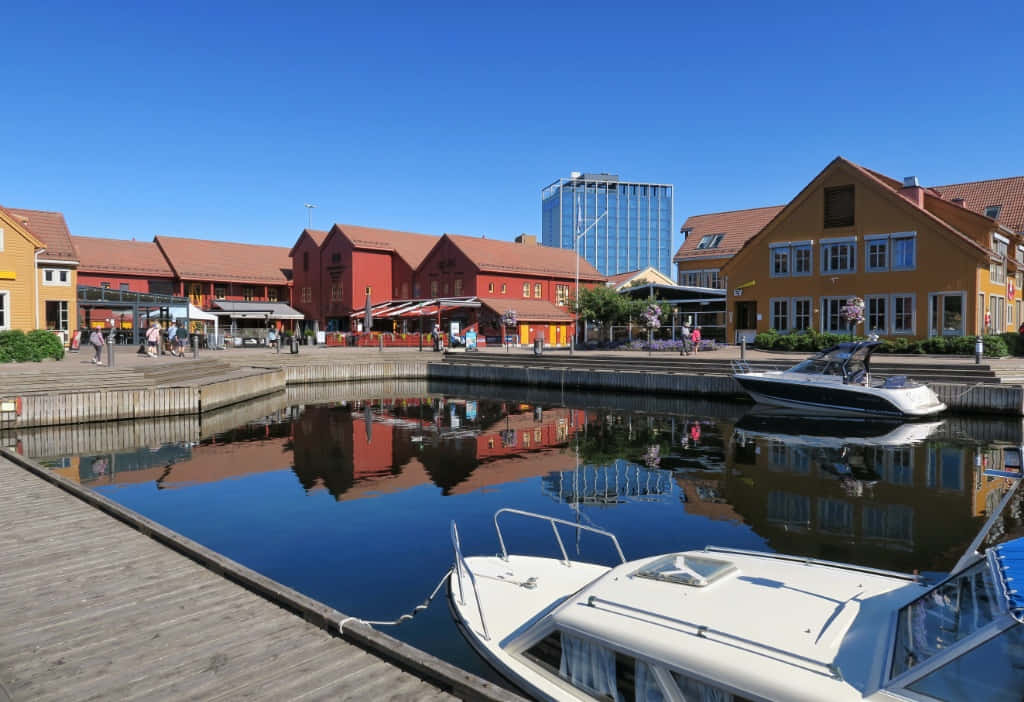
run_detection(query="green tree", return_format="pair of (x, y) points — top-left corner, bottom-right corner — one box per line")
(572, 285), (631, 340)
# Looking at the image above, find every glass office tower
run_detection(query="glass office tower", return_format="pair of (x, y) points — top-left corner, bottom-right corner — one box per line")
(541, 172), (674, 277)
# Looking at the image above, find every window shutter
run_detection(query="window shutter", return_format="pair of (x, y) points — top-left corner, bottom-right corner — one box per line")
(824, 186), (855, 228)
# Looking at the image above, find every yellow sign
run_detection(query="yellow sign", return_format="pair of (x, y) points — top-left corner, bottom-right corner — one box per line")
(0, 271), (16, 280)
(737, 280), (756, 289)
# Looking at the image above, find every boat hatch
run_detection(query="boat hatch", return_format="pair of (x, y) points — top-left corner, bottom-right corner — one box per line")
(632, 554), (737, 587)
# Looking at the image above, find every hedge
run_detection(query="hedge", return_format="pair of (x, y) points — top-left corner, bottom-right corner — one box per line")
(753, 328), (1010, 358)
(0, 329), (66, 363)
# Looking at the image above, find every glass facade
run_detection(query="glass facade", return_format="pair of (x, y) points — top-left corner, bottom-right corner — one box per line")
(541, 174), (674, 277)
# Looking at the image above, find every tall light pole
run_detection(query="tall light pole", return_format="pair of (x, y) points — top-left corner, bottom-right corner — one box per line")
(571, 210), (607, 355)
(304, 203), (317, 229)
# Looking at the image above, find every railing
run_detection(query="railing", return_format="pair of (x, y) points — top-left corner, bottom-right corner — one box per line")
(703, 546), (919, 581)
(730, 359), (751, 374)
(493, 508), (626, 566)
(450, 521), (490, 641)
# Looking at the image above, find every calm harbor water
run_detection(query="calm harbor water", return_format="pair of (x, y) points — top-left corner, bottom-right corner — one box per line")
(28, 381), (1023, 685)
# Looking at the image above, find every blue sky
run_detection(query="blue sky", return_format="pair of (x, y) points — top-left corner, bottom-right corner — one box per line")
(3, 0), (1022, 253)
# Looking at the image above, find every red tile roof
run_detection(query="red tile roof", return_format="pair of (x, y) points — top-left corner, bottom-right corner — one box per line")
(5, 207), (78, 262)
(673, 206), (784, 262)
(154, 235), (292, 285)
(445, 234), (605, 281)
(332, 224), (437, 269)
(478, 297), (575, 322)
(72, 236), (175, 277)
(288, 228), (329, 257)
(932, 176), (1024, 233)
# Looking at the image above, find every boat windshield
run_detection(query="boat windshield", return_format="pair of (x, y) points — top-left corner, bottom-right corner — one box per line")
(890, 561), (1002, 678)
(787, 345), (872, 379)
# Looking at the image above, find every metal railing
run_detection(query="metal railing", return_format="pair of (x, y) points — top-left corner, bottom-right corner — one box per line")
(493, 508), (626, 566)
(450, 521), (490, 641)
(730, 359), (751, 374)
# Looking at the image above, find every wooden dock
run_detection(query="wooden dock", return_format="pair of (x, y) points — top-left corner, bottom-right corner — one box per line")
(0, 450), (524, 702)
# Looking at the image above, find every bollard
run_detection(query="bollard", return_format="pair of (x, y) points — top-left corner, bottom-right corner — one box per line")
(975, 336), (983, 364)
(107, 331), (114, 368)
(378, 336), (384, 352)
(192, 334), (199, 359)
(276, 336), (281, 354)
(741, 336), (746, 360)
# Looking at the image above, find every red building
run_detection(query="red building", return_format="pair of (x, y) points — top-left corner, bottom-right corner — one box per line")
(288, 228), (328, 324)
(73, 236), (176, 294)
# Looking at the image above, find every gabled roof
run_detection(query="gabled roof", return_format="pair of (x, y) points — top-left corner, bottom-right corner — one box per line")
(674, 206), (784, 263)
(72, 236), (175, 277)
(0, 206), (44, 249)
(443, 234), (605, 281)
(478, 297), (575, 322)
(932, 176), (1024, 234)
(607, 267), (676, 290)
(154, 235), (292, 285)
(329, 224), (437, 269)
(288, 228), (329, 257)
(5, 207), (78, 263)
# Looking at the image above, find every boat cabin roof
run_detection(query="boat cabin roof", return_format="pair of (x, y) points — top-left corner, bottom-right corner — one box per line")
(786, 341), (879, 379)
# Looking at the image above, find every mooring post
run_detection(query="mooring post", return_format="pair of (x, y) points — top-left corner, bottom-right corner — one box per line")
(741, 336), (746, 361)
(193, 334), (199, 359)
(107, 329), (114, 368)
(975, 336), (983, 364)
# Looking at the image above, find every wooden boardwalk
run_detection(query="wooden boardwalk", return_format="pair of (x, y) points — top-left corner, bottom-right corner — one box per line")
(0, 451), (523, 702)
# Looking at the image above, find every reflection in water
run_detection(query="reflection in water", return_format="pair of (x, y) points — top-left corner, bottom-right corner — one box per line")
(9, 386), (1023, 680)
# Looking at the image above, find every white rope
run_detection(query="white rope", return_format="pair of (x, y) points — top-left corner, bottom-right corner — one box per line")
(361, 567), (453, 627)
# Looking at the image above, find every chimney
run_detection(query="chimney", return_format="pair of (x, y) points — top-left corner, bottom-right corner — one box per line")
(951, 197), (966, 207)
(898, 176), (924, 208)
(515, 234), (537, 245)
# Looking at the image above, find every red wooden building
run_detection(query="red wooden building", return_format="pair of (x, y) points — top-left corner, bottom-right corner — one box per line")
(74, 236), (176, 294)
(289, 228), (328, 325)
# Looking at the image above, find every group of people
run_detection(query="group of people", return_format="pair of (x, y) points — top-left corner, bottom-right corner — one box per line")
(681, 323), (702, 355)
(139, 321), (187, 358)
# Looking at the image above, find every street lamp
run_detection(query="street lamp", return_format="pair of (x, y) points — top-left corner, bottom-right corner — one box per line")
(571, 210), (607, 354)
(304, 203), (317, 229)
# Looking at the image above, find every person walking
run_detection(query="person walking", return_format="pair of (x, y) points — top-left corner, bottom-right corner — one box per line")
(691, 325), (702, 353)
(267, 326), (277, 351)
(680, 322), (692, 355)
(146, 321), (160, 358)
(89, 328), (105, 365)
(167, 321), (180, 357)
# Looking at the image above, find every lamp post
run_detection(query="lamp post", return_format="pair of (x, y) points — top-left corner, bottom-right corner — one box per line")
(571, 211), (607, 354)
(304, 203), (317, 229)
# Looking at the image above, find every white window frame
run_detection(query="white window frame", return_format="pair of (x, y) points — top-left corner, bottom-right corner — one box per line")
(792, 242), (813, 276)
(770, 297), (789, 331)
(821, 236), (857, 275)
(891, 232), (917, 271)
(990, 295), (1005, 332)
(770, 243), (790, 278)
(0, 290), (8, 329)
(892, 293), (916, 336)
(865, 234), (889, 272)
(928, 291), (965, 337)
(866, 294), (888, 335)
(0, 227), (4, 252)
(41, 268), (71, 286)
(820, 295), (848, 333)
(793, 297), (812, 330)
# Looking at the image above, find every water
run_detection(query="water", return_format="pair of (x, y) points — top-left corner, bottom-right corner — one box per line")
(27, 381), (1023, 685)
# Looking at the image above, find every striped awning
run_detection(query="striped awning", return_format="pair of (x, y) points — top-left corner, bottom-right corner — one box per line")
(992, 537), (1024, 623)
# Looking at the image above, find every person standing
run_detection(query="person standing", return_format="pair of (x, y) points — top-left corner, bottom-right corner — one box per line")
(267, 326), (277, 351)
(167, 321), (180, 357)
(89, 328), (105, 365)
(680, 322), (692, 355)
(691, 326), (702, 353)
(146, 321), (160, 358)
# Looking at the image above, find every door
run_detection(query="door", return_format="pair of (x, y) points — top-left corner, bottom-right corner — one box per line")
(548, 325), (556, 345)
(519, 324), (529, 345)
(735, 301), (757, 343)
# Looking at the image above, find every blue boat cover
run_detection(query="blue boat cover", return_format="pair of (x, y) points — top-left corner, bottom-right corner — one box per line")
(993, 538), (1024, 623)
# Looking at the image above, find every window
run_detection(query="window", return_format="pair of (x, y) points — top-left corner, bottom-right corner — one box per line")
(705, 269), (722, 288)
(522, 282), (530, 298)
(523, 630), (654, 702)
(303, 252), (309, 272)
(453, 278), (463, 296)
(100, 282), (110, 289)
(430, 280), (439, 298)
(268, 288), (278, 303)
(556, 284), (569, 306)
(501, 283), (507, 294)
(189, 283), (202, 303)
(908, 625), (1024, 700)
(991, 235), (1008, 284)
(301, 287), (311, 303)
(770, 298), (789, 331)
(990, 295), (1005, 332)
(42, 268), (70, 286)
(442, 280), (449, 295)
(488, 282), (494, 293)
(985, 204), (1002, 219)
(793, 244), (812, 275)
(793, 298), (812, 330)
(671, 671), (751, 702)
(893, 294), (915, 334)
(696, 234), (724, 249)
(821, 296), (847, 333)
(821, 237), (856, 274)
(866, 295), (887, 334)
(930, 292), (964, 336)
(214, 285), (226, 299)
(534, 283), (542, 298)
(866, 236), (888, 272)
(0, 227), (4, 251)
(45, 300), (68, 331)
(891, 233), (916, 270)
(771, 246), (789, 277)
(824, 185), (855, 228)
(0, 290), (9, 329)
(242, 286), (254, 301)
(330, 285), (342, 301)
(331, 253), (341, 265)
(401, 282), (409, 298)
(119, 283), (129, 292)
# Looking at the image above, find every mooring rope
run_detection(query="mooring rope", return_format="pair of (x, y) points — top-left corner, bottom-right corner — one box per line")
(946, 381), (989, 401)
(358, 567), (454, 627)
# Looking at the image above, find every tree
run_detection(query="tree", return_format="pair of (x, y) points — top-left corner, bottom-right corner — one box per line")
(572, 285), (630, 341)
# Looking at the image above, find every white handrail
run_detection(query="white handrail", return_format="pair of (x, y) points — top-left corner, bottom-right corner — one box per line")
(450, 520), (490, 641)
(493, 508), (626, 565)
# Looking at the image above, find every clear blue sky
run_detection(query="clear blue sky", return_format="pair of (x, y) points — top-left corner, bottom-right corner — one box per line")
(3, 0), (1022, 253)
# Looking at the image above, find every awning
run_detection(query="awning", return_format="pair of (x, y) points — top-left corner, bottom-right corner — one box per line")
(352, 297), (482, 319)
(188, 304), (218, 322)
(212, 301), (305, 320)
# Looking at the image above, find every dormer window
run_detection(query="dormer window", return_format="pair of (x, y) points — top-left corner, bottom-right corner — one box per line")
(696, 234), (724, 250)
(985, 205), (1002, 219)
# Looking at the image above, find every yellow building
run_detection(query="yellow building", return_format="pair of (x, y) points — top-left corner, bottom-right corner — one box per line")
(0, 207), (79, 342)
(719, 157), (1022, 343)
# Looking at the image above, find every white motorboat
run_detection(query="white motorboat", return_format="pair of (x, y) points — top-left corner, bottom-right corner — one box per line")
(732, 409), (944, 450)
(449, 492), (1024, 701)
(732, 342), (946, 418)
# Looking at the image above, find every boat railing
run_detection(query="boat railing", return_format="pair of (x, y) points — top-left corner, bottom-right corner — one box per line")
(450, 520), (490, 641)
(730, 359), (751, 374)
(494, 508), (627, 566)
(703, 546), (920, 581)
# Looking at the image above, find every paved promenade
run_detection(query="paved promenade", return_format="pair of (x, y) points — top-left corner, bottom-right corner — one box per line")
(0, 450), (523, 702)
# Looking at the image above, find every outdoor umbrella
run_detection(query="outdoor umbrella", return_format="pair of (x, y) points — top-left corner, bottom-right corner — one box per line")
(364, 290), (373, 331)
(312, 319), (319, 344)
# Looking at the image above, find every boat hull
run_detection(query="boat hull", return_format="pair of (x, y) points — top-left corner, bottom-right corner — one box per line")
(734, 374), (946, 417)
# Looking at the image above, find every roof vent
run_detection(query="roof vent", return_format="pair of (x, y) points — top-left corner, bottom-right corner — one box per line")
(903, 176), (920, 188)
(570, 171), (581, 179)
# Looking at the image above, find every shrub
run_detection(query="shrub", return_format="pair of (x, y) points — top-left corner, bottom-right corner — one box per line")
(27, 330), (65, 360)
(0, 329), (65, 363)
(999, 332), (1024, 356)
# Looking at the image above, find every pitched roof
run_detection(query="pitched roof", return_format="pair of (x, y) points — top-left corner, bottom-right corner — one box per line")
(673, 206), (784, 262)
(0, 206), (44, 249)
(72, 236), (175, 277)
(154, 235), (292, 285)
(332, 224), (438, 269)
(932, 176), (1024, 233)
(5, 207), (78, 262)
(444, 234), (605, 281)
(606, 267), (676, 290)
(288, 228), (329, 257)
(478, 297), (575, 322)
